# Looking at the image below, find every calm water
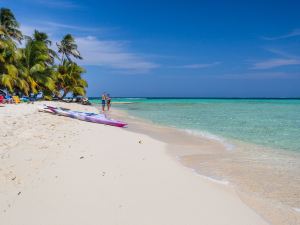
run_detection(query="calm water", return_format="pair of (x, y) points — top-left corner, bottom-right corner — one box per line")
(91, 98), (300, 223)
(91, 98), (300, 152)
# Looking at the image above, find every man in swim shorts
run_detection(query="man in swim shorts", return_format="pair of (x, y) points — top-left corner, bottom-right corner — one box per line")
(101, 92), (106, 111)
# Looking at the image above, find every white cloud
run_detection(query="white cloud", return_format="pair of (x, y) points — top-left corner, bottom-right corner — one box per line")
(262, 29), (300, 40)
(20, 20), (223, 74)
(42, 22), (104, 33)
(252, 48), (300, 69)
(221, 72), (298, 79)
(20, 24), (54, 37)
(265, 48), (297, 59)
(76, 36), (159, 73)
(20, 22), (158, 73)
(173, 62), (221, 69)
(252, 58), (300, 69)
(20, 22), (103, 37)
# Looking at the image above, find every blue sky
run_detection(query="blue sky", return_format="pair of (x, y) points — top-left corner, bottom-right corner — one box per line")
(2, 0), (300, 97)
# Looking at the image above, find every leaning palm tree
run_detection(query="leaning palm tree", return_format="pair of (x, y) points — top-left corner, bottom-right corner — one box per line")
(0, 8), (88, 99)
(55, 60), (87, 99)
(0, 8), (24, 94)
(18, 31), (57, 95)
(32, 30), (58, 65)
(33, 30), (51, 44)
(0, 39), (28, 95)
(56, 34), (82, 63)
(0, 8), (22, 43)
(0, 62), (29, 94)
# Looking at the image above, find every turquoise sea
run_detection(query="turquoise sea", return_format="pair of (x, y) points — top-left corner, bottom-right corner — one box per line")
(92, 98), (300, 153)
(91, 98), (300, 217)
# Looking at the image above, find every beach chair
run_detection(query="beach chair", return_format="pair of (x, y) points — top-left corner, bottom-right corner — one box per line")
(5, 96), (13, 104)
(0, 95), (4, 104)
(12, 96), (21, 104)
(29, 94), (37, 103)
(21, 97), (29, 103)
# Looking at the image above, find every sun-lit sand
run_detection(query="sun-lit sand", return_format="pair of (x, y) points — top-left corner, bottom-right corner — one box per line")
(0, 102), (268, 225)
(112, 109), (300, 225)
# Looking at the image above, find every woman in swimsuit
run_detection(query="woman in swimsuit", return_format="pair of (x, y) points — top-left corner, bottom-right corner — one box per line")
(101, 93), (106, 111)
(106, 94), (111, 111)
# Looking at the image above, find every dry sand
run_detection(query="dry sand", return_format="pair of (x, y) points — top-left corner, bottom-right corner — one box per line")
(112, 110), (300, 225)
(0, 102), (268, 225)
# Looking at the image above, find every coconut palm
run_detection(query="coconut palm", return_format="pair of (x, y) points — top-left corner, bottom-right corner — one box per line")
(56, 60), (87, 99)
(0, 8), (88, 99)
(32, 30), (58, 63)
(0, 8), (22, 43)
(55, 34), (86, 99)
(33, 30), (51, 44)
(0, 40), (21, 93)
(32, 30), (58, 65)
(56, 34), (82, 63)
(18, 30), (57, 95)
(0, 8), (24, 94)
(0, 62), (29, 94)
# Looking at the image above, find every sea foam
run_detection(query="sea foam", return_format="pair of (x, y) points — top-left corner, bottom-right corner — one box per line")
(182, 129), (235, 151)
(175, 156), (230, 186)
(192, 169), (230, 185)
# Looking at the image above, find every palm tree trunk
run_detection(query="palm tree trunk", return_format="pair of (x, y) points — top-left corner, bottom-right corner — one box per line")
(60, 88), (68, 100)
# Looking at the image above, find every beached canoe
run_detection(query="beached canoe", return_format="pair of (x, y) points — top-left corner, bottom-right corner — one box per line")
(39, 105), (127, 127)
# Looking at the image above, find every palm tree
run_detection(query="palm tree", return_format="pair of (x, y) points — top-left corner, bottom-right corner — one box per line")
(33, 30), (51, 44)
(0, 8), (24, 94)
(56, 34), (82, 63)
(0, 62), (29, 94)
(55, 34), (86, 100)
(0, 8), (88, 99)
(18, 30), (57, 96)
(0, 8), (22, 43)
(56, 60), (87, 99)
(32, 30), (58, 65)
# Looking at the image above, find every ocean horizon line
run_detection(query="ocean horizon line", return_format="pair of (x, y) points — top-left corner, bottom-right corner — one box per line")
(88, 97), (300, 100)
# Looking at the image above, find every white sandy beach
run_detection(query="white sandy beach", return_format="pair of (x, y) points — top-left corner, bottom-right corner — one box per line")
(0, 102), (268, 225)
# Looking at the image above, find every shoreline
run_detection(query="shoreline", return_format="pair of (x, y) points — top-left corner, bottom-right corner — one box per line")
(109, 105), (300, 225)
(0, 101), (269, 225)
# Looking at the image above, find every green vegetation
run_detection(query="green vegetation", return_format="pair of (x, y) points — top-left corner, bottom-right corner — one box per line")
(0, 8), (87, 99)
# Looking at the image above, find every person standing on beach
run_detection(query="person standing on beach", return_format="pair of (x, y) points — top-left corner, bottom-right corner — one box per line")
(101, 92), (106, 111)
(106, 94), (111, 111)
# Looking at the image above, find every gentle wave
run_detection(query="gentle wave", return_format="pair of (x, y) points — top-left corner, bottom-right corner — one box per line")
(192, 169), (230, 185)
(182, 129), (235, 151)
(175, 155), (230, 185)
